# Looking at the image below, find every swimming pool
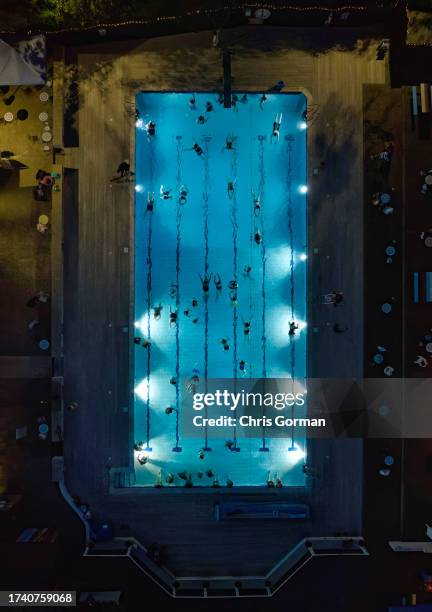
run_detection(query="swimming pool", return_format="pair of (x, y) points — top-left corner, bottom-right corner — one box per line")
(134, 92), (307, 487)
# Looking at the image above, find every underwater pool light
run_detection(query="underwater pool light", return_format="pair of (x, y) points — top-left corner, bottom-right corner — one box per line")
(299, 253), (308, 261)
(287, 443), (306, 462)
(298, 121), (307, 130)
(135, 118), (144, 129)
(134, 378), (149, 401)
(299, 185), (308, 194)
(135, 184), (144, 193)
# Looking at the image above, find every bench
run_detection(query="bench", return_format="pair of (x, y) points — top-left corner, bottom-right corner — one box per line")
(214, 502), (310, 520)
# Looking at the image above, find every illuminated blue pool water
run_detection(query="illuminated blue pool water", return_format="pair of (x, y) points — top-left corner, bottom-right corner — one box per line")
(134, 92), (307, 487)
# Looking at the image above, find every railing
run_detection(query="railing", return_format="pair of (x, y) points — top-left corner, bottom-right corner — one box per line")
(83, 535), (368, 599)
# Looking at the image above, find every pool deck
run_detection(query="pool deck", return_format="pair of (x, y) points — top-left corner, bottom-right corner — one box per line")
(60, 27), (386, 575)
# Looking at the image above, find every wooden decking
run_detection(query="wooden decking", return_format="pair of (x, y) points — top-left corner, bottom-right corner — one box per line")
(61, 27), (385, 575)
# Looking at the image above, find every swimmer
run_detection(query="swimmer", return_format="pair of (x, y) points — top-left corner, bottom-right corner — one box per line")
(192, 298), (198, 308)
(165, 406), (175, 414)
(217, 93), (224, 105)
(228, 279), (238, 291)
(221, 338), (230, 351)
(259, 93), (267, 109)
(147, 192), (155, 211)
(145, 120), (156, 137)
(223, 135), (236, 152)
(206, 101), (214, 113)
(289, 321), (299, 336)
(168, 284), (178, 298)
(243, 320), (251, 337)
(240, 94), (248, 104)
(169, 308), (178, 327)
(253, 193), (261, 216)
(243, 265), (252, 278)
(179, 185), (188, 205)
(134, 337), (141, 345)
(153, 303), (163, 319)
(188, 95), (196, 110)
(225, 440), (235, 451)
(239, 359), (246, 373)
(197, 114), (207, 125)
(227, 179), (236, 199)
(214, 273), (223, 297)
(254, 229), (262, 245)
(190, 143), (204, 157)
(231, 94), (238, 110)
(160, 185), (172, 200)
(198, 449), (205, 460)
(229, 291), (238, 307)
(184, 309), (191, 318)
(200, 273), (212, 295)
(192, 317), (199, 324)
(170, 376), (177, 385)
(142, 338), (151, 349)
(271, 113), (282, 142)
(187, 369), (200, 393)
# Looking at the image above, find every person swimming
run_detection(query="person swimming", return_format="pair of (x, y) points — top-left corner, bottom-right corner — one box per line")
(160, 185), (172, 200)
(239, 359), (246, 373)
(289, 321), (299, 336)
(179, 185), (188, 205)
(145, 120), (156, 137)
(240, 94), (248, 104)
(229, 291), (238, 307)
(169, 308), (178, 327)
(259, 93), (267, 109)
(147, 192), (155, 211)
(231, 94), (238, 110)
(189, 95), (196, 110)
(200, 273), (212, 295)
(227, 179), (236, 199)
(243, 320), (251, 337)
(223, 135), (236, 152)
(243, 265), (252, 278)
(214, 274), (223, 296)
(197, 114), (207, 125)
(189, 143), (204, 157)
(254, 229), (262, 245)
(271, 113), (282, 142)
(217, 93), (224, 105)
(221, 338), (230, 351)
(192, 298), (198, 308)
(168, 284), (178, 298)
(228, 279), (238, 291)
(153, 303), (163, 320)
(206, 101), (214, 113)
(253, 193), (261, 216)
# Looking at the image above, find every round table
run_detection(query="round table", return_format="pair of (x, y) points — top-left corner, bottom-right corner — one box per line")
(373, 353), (384, 365)
(381, 193), (391, 204)
(17, 109), (28, 121)
(38, 423), (49, 435)
(385, 245), (396, 257)
(4, 112), (13, 122)
(41, 132), (52, 142)
(38, 214), (49, 225)
(381, 302), (392, 314)
(39, 92), (49, 102)
(39, 339), (50, 350)
(38, 111), (48, 122)
(426, 174), (432, 185)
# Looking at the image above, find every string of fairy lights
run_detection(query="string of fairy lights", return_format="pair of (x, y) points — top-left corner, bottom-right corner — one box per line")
(0, 1), (402, 36)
